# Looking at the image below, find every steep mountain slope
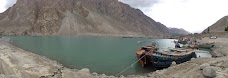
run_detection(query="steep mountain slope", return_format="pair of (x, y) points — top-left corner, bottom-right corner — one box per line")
(203, 15), (228, 33)
(0, 0), (186, 37)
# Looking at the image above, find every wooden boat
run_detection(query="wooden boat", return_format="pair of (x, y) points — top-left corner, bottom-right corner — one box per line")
(169, 48), (193, 52)
(178, 41), (187, 44)
(122, 36), (134, 38)
(136, 46), (155, 67)
(136, 41), (196, 68)
(198, 43), (215, 49)
(154, 51), (196, 67)
(122, 35), (134, 38)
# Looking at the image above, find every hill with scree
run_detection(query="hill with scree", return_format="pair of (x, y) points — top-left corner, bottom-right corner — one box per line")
(203, 15), (228, 33)
(0, 0), (189, 37)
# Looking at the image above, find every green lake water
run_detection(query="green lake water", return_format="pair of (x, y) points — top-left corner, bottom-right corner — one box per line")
(8, 36), (211, 75)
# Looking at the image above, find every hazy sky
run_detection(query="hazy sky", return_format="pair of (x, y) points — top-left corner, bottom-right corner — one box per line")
(1, 0), (228, 33)
(120, 0), (228, 33)
(0, 0), (16, 12)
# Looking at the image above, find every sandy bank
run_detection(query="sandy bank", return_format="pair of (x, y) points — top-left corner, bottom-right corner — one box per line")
(1, 37), (228, 78)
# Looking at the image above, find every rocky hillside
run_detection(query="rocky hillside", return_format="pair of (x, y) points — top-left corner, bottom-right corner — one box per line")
(0, 0), (188, 37)
(203, 15), (228, 33)
(154, 22), (190, 36)
(169, 28), (190, 36)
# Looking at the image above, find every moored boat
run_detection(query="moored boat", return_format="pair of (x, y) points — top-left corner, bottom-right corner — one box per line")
(122, 35), (134, 38)
(169, 48), (193, 52)
(178, 41), (187, 44)
(151, 51), (196, 67)
(136, 46), (157, 67)
(136, 41), (196, 68)
(198, 43), (215, 49)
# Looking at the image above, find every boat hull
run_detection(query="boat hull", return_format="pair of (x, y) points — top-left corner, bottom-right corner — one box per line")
(179, 41), (187, 44)
(136, 53), (152, 67)
(198, 44), (214, 49)
(136, 51), (196, 68)
(175, 52), (196, 64)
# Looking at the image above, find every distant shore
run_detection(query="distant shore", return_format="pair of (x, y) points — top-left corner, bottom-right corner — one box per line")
(1, 37), (228, 78)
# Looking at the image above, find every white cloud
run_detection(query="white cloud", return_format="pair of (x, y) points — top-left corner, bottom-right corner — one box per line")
(120, 0), (228, 33)
(0, 0), (7, 13)
(146, 0), (228, 33)
(119, 0), (158, 11)
(5, 0), (16, 8)
(0, 0), (16, 13)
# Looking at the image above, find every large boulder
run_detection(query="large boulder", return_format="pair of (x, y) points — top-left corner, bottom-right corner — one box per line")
(202, 66), (217, 78)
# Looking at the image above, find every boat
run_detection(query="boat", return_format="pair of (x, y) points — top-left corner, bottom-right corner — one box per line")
(198, 43), (215, 49)
(122, 35), (134, 38)
(180, 44), (199, 49)
(136, 41), (158, 67)
(122, 36), (134, 38)
(138, 37), (144, 38)
(169, 48), (193, 52)
(151, 51), (196, 67)
(178, 41), (187, 44)
(136, 41), (196, 68)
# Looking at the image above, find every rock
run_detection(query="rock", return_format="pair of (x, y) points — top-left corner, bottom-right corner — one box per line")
(109, 75), (116, 78)
(200, 63), (210, 70)
(101, 74), (106, 77)
(0, 75), (5, 78)
(191, 58), (195, 60)
(120, 75), (125, 78)
(171, 61), (176, 66)
(78, 68), (90, 74)
(202, 66), (217, 78)
(80, 68), (90, 72)
(92, 72), (98, 76)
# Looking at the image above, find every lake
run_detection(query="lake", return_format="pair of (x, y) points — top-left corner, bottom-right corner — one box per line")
(8, 36), (211, 75)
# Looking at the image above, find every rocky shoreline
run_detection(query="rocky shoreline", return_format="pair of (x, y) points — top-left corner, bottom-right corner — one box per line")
(0, 37), (228, 78)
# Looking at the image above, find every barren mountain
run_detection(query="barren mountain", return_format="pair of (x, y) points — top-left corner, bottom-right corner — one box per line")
(0, 0), (188, 37)
(203, 15), (228, 33)
(169, 28), (190, 36)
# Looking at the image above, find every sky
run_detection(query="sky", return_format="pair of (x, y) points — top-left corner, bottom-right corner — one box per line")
(0, 0), (228, 33)
(119, 0), (228, 33)
(0, 0), (16, 12)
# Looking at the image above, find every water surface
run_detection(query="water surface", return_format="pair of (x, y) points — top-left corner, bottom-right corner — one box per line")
(9, 36), (211, 75)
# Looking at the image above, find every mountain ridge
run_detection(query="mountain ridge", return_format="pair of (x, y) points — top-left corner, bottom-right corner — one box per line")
(203, 15), (228, 33)
(0, 0), (189, 37)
